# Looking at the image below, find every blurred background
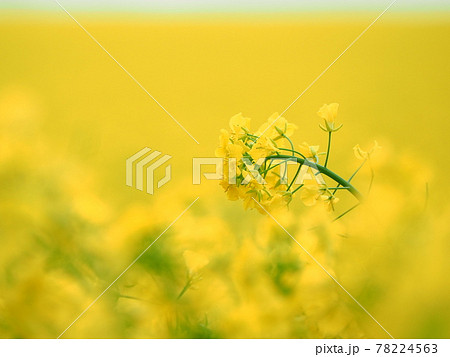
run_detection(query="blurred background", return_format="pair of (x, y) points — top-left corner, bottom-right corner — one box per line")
(0, 0), (449, 338)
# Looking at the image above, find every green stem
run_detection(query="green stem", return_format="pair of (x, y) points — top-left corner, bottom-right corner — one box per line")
(292, 184), (304, 194)
(265, 155), (363, 202)
(281, 134), (296, 156)
(279, 138), (293, 181)
(287, 164), (302, 191)
(331, 159), (367, 195)
(324, 131), (332, 168)
(276, 147), (307, 160)
(177, 279), (192, 300)
(333, 203), (360, 221)
(262, 157), (269, 177)
(262, 157), (295, 174)
(348, 159), (367, 183)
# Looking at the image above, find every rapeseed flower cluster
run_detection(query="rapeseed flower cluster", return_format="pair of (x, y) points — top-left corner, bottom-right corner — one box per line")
(215, 112), (296, 213)
(216, 104), (372, 215)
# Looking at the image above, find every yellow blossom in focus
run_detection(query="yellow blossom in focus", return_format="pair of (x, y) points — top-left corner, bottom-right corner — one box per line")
(215, 108), (354, 214)
(300, 185), (338, 211)
(256, 113), (298, 140)
(215, 129), (246, 159)
(215, 112), (299, 213)
(220, 180), (242, 201)
(320, 192), (340, 212)
(229, 113), (251, 138)
(317, 103), (343, 132)
(264, 170), (281, 189)
(263, 193), (291, 212)
(215, 129), (230, 156)
(248, 136), (277, 161)
(298, 142), (320, 162)
(242, 189), (259, 211)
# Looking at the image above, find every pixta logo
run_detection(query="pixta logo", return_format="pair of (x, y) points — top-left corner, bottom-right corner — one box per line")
(126, 148), (172, 195)
(127, 149), (326, 195)
(192, 157), (325, 185)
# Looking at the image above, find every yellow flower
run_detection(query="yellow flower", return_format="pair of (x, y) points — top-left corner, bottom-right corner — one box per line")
(320, 192), (339, 212)
(228, 143), (246, 159)
(353, 140), (381, 160)
(248, 136), (277, 161)
(256, 113), (297, 140)
(264, 171), (282, 190)
(242, 190), (259, 210)
(215, 129), (246, 159)
(317, 103), (343, 132)
(220, 181), (241, 201)
(229, 113), (251, 138)
(216, 108), (355, 214)
(300, 185), (321, 206)
(265, 193), (291, 212)
(298, 142), (320, 162)
(215, 129), (231, 157)
(183, 250), (210, 274)
(300, 185), (339, 211)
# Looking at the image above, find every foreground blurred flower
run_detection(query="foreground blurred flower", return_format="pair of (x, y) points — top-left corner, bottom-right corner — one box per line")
(183, 250), (210, 275)
(177, 250), (210, 300)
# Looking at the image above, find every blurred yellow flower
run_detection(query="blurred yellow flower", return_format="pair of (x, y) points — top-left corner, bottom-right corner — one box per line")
(353, 140), (381, 160)
(183, 250), (210, 274)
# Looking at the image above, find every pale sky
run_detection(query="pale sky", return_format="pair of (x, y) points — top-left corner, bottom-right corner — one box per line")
(2, 0), (449, 12)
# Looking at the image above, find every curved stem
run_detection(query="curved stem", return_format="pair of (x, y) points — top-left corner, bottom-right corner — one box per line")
(287, 164), (302, 191)
(262, 157), (293, 174)
(331, 159), (367, 195)
(265, 155), (363, 202)
(281, 133), (296, 156)
(276, 147), (307, 160)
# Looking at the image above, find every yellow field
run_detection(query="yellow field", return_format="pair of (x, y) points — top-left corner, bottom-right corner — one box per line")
(0, 11), (449, 338)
